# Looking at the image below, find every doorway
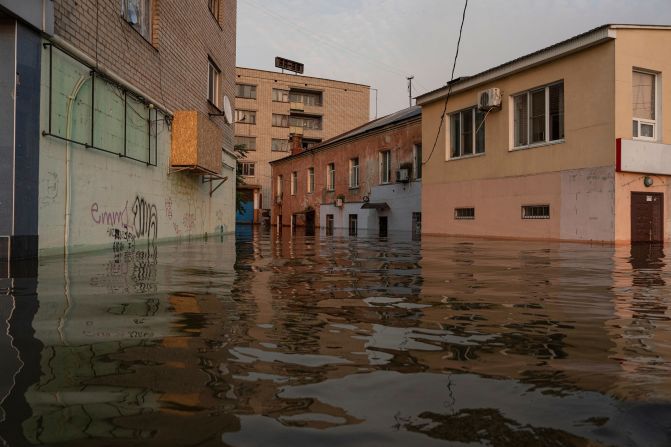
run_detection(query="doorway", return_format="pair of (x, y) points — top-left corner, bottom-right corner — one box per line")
(379, 216), (388, 237)
(305, 210), (315, 236)
(631, 192), (664, 242)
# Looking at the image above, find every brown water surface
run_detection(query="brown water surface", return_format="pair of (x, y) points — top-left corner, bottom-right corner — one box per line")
(1, 227), (670, 446)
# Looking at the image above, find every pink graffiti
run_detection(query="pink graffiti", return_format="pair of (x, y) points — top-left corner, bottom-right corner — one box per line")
(91, 201), (129, 227)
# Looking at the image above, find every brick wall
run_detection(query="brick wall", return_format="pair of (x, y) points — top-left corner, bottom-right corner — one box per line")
(53, 0), (236, 149)
(271, 117), (421, 227)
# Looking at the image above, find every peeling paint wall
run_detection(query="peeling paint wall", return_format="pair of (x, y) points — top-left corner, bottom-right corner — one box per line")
(38, 45), (236, 256)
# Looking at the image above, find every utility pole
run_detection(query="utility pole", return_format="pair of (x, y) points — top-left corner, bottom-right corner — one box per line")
(407, 76), (414, 107)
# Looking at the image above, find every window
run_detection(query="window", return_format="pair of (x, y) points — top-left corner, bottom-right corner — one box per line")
(349, 158), (359, 188)
(236, 84), (257, 99)
(450, 108), (485, 157)
(272, 89), (290, 102)
(413, 144), (422, 179)
(326, 163), (335, 191)
(237, 162), (255, 177)
(291, 171), (297, 195)
(633, 70), (657, 140)
(277, 175), (283, 196)
(272, 114), (289, 127)
(289, 90), (323, 106)
(235, 136), (256, 151)
(271, 139), (290, 152)
(454, 208), (475, 220)
(235, 110), (256, 124)
(208, 59), (220, 107)
(380, 150), (391, 184)
(349, 214), (358, 236)
(122, 0), (152, 41)
(522, 205), (550, 219)
(302, 139), (321, 150)
(307, 167), (314, 193)
(289, 115), (322, 130)
(208, 0), (220, 20)
(513, 81), (564, 148)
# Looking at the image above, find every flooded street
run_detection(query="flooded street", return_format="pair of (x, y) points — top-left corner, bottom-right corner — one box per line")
(1, 228), (671, 446)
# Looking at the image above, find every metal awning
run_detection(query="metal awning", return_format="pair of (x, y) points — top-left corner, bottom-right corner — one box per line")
(361, 202), (389, 211)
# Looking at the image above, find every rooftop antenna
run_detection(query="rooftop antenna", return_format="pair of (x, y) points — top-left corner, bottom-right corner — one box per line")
(407, 76), (414, 107)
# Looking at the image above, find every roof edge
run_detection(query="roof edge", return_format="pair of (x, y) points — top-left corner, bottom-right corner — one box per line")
(236, 66), (371, 89)
(417, 24), (621, 106)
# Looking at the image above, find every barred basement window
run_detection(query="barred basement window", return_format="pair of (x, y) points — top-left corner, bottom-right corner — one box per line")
(522, 205), (550, 219)
(454, 208), (475, 220)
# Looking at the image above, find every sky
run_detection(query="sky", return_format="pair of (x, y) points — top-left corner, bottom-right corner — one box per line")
(237, 0), (671, 118)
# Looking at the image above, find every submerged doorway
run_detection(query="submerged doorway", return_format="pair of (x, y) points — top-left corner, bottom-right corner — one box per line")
(631, 192), (664, 243)
(305, 210), (315, 236)
(379, 216), (388, 237)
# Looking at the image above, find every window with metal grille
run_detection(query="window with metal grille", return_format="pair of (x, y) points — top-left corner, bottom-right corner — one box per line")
(454, 208), (475, 220)
(521, 205), (550, 219)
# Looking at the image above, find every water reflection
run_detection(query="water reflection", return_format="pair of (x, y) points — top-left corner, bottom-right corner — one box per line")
(0, 229), (670, 446)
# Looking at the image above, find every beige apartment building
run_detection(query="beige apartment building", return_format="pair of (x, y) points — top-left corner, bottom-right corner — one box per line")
(234, 67), (370, 223)
(418, 24), (671, 243)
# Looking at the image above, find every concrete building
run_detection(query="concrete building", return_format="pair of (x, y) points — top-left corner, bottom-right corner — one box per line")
(0, 0), (238, 264)
(234, 67), (370, 224)
(270, 106), (422, 237)
(418, 24), (671, 243)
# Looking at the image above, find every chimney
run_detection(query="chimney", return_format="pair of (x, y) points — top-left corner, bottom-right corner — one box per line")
(290, 133), (303, 156)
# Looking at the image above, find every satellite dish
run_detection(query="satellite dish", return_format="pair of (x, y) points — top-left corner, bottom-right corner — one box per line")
(223, 95), (233, 124)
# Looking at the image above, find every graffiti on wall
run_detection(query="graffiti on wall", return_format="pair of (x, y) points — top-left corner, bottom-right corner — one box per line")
(132, 196), (158, 243)
(91, 195), (158, 248)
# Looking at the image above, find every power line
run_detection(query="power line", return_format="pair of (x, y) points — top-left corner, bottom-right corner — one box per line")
(423, 0), (469, 166)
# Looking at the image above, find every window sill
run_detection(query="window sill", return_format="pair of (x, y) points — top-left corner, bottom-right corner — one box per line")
(208, 100), (223, 113)
(633, 136), (657, 143)
(325, 189), (335, 193)
(510, 139), (565, 152)
(448, 152), (485, 161)
(349, 186), (359, 190)
(236, 96), (257, 100)
(121, 18), (158, 52)
(379, 182), (391, 186)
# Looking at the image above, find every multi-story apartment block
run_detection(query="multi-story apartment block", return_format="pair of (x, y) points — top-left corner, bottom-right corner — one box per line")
(234, 67), (370, 224)
(0, 0), (238, 264)
(418, 24), (671, 243)
(271, 106), (422, 237)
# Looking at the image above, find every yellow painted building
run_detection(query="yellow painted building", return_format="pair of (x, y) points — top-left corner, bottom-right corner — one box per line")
(418, 25), (671, 243)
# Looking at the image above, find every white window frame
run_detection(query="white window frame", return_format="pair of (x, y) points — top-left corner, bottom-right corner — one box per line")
(326, 163), (335, 191)
(235, 110), (256, 124)
(511, 81), (564, 150)
(379, 150), (391, 184)
(349, 158), (359, 188)
(449, 107), (486, 159)
(277, 175), (283, 196)
(208, 58), (221, 108)
(237, 162), (255, 177)
(632, 69), (659, 142)
(291, 171), (297, 195)
(307, 167), (314, 193)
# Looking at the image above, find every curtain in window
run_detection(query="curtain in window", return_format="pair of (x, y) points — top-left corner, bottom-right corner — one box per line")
(514, 94), (528, 146)
(633, 71), (655, 120)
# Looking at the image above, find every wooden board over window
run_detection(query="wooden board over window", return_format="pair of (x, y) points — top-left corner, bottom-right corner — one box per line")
(171, 110), (223, 174)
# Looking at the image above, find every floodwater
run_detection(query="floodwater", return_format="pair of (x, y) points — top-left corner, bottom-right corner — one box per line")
(1, 227), (671, 446)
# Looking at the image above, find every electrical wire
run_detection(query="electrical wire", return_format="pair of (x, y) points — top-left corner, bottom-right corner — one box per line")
(422, 0), (468, 166)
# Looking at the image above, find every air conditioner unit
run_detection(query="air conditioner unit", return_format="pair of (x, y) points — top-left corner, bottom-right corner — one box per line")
(478, 88), (502, 111)
(335, 198), (344, 207)
(396, 168), (410, 183)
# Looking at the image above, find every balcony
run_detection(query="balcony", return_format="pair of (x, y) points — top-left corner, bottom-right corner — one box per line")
(290, 101), (304, 111)
(617, 138), (671, 175)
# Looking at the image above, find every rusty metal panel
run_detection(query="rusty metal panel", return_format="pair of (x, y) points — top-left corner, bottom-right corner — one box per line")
(171, 110), (223, 174)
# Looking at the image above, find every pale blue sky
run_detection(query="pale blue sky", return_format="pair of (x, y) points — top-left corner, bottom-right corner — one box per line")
(237, 0), (671, 117)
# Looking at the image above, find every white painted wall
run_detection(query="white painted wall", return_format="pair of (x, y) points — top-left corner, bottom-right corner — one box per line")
(38, 44), (236, 256)
(319, 202), (376, 230)
(369, 181), (421, 233)
(620, 139), (671, 175)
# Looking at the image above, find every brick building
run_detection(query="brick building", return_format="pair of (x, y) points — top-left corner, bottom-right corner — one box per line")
(0, 0), (238, 263)
(234, 67), (370, 224)
(271, 106), (422, 237)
